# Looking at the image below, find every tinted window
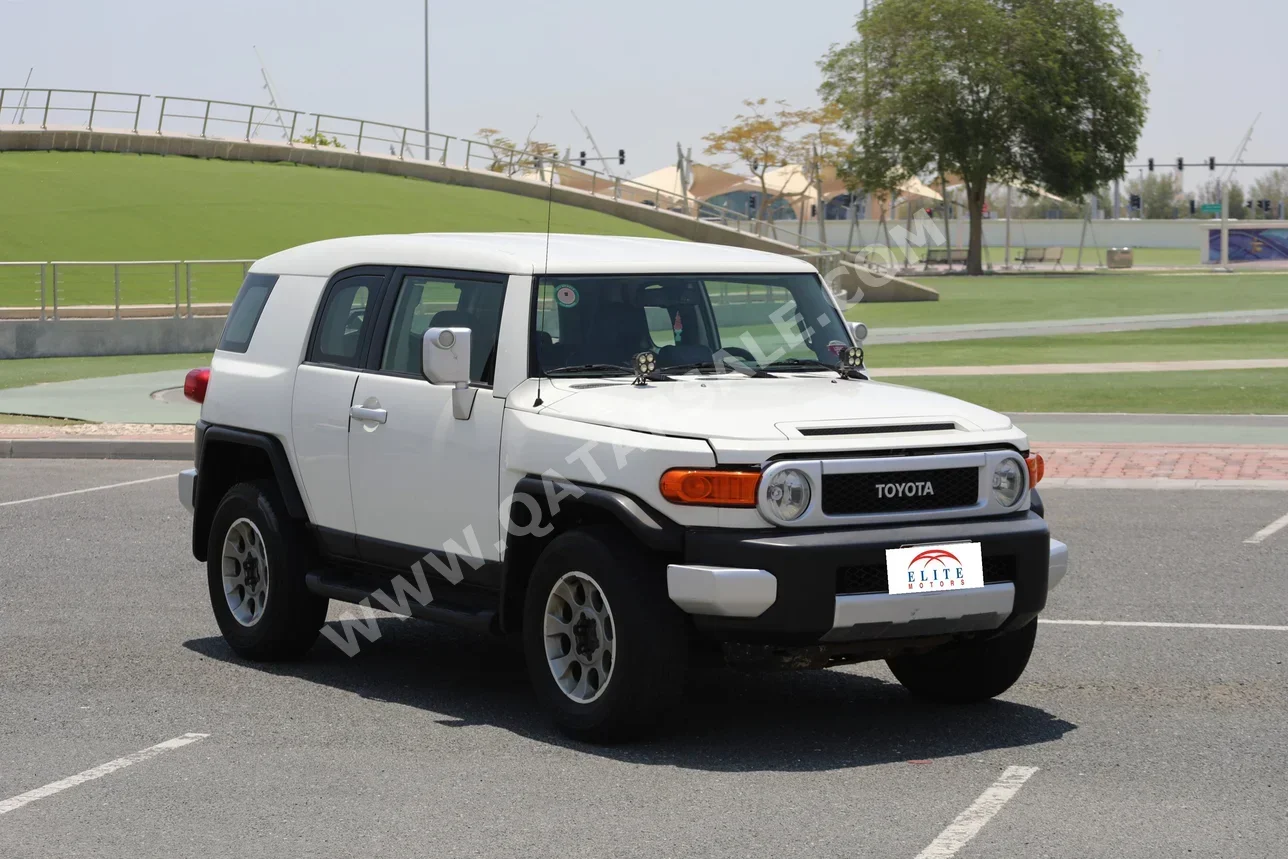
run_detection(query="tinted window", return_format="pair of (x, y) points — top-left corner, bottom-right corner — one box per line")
(309, 274), (384, 368)
(218, 273), (278, 353)
(381, 274), (506, 384)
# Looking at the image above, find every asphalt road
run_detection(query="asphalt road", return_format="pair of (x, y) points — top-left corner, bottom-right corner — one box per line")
(1, 459), (1285, 858)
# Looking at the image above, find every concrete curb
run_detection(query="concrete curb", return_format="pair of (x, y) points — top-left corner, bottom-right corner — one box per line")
(0, 438), (193, 460)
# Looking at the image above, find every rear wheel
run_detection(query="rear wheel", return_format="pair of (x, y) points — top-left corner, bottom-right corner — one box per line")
(886, 619), (1037, 704)
(523, 526), (688, 742)
(206, 480), (328, 660)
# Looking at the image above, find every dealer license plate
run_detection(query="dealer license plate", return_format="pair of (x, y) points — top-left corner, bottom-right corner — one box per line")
(885, 542), (984, 594)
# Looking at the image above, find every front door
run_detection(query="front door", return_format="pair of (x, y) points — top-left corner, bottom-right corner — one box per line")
(346, 269), (509, 584)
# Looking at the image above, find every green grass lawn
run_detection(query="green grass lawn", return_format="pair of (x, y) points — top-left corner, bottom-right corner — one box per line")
(0, 353), (210, 391)
(0, 151), (678, 307)
(887, 368), (1288, 414)
(872, 323), (1288, 368)
(847, 272), (1288, 328)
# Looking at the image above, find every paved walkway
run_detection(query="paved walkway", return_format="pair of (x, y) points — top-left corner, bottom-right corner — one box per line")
(1039, 443), (1288, 482)
(866, 307), (1288, 344)
(0, 371), (197, 424)
(873, 358), (1288, 377)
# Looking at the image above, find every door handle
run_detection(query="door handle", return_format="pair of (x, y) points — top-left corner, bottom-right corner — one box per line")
(350, 405), (387, 424)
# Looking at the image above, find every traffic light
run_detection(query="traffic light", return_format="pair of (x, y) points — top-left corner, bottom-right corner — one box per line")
(618, 149), (626, 166)
(1209, 157), (1216, 171)
(748, 195), (758, 215)
(579, 151), (587, 167)
(1129, 194), (1142, 210)
(1262, 199), (1273, 212)
(1148, 158), (1154, 172)
(1189, 199), (1197, 215)
(1177, 158), (1184, 172)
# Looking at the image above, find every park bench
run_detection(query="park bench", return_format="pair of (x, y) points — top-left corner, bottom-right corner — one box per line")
(924, 247), (969, 266)
(1014, 247), (1065, 269)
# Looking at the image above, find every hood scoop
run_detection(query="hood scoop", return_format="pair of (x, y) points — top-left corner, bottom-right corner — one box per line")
(796, 422), (957, 437)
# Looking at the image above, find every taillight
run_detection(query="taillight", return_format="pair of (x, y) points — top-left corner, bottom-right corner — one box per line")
(184, 368), (211, 404)
(1026, 453), (1045, 487)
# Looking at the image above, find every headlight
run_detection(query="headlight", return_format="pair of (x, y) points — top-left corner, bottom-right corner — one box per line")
(765, 468), (812, 521)
(991, 458), (1026, 507)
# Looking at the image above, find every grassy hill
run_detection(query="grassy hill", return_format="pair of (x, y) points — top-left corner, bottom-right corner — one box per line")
(0, 151), (678, 306)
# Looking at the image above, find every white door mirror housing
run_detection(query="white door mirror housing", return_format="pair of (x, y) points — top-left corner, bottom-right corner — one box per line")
(422, 327), (476, 420)
(422, 327), (472, 385)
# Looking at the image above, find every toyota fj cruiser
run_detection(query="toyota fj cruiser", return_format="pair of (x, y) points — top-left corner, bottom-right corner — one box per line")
(180, 233), (1069, 740)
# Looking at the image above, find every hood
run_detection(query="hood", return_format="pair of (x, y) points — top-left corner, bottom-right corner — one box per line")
(533, 375), (1016, 455)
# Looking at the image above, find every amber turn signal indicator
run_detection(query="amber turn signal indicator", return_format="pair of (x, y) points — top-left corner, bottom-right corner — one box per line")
(1026, 453), (1045, 487)
(660, 468), (760, 507)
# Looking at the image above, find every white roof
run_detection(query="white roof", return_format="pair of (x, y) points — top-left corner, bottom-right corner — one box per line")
(250, 233), (816, 278)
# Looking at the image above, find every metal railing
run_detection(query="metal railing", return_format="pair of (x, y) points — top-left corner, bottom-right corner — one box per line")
(0, 86), (879, 270)
(0, 260), (254, 321)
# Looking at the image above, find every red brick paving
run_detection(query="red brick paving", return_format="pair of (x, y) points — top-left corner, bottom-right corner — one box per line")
(1041, 444), (1288, 481)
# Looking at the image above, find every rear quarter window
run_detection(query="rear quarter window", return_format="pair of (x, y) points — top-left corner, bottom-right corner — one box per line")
(218, 273), (279, 353)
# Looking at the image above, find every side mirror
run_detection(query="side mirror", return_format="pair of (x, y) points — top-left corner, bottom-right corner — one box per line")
(422, 327), (476, 420)
(848, 320), (868, 345)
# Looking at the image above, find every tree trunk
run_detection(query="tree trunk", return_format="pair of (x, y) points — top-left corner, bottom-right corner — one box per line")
(966, 181), (987, 275)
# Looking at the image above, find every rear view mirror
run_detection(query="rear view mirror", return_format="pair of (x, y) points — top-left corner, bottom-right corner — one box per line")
(422, 327), (476, 420)
(422, 327), (471, 385)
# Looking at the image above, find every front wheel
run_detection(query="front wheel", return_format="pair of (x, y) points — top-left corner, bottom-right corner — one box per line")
(886, 618), (1037, 704)
(522, 526), (688, 742)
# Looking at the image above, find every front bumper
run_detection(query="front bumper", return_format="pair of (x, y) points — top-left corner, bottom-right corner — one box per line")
(668, 512), (1062, 645)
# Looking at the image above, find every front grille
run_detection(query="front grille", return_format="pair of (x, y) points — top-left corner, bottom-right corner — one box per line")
(821, 467), (978, 516)
(798, 422), (955, 437)
(835, 554), (1017, 595)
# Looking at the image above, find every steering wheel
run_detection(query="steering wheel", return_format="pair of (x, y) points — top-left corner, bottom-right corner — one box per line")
(343, 309), (365, 336)
(721, 346), (756, 362)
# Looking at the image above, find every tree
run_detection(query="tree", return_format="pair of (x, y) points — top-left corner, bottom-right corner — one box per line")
(820, 0), (1148, 274)
(1249, 168), (1288, 220)
(1125, 173), (1182, 219)
(294, 132), (344, 148)
(782, 103), (849, 245)
(703, 99), (799, 222)
(475, 128), (560, 177)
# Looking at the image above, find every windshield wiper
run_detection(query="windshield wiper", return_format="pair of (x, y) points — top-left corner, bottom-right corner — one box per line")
(544, 363), (635, 376)
(765, 357), (866, 379)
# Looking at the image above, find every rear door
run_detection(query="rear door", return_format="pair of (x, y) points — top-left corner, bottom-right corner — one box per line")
(290, 268), (390, 552)
(346, 268), (508, 583)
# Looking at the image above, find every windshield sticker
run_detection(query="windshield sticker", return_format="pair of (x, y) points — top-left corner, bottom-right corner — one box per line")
(827, 340), (848, 357)
(555, 285), (579, 308)
(673, 311), (683, 343)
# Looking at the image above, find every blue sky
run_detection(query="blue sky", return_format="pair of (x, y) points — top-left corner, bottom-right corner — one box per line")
(2, 0), (1284, 189)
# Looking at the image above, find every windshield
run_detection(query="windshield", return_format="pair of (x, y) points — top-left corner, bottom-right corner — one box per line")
(531, 274), (851, 376)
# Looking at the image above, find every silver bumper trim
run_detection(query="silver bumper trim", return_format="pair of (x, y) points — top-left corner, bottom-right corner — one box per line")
(823, 582), (1015, 642)
(1048, 538), (1069, 591)
(667, 564), (777, 618)
(178, 468), (196, 514)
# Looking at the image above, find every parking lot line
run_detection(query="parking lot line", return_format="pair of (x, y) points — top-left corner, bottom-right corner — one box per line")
(1042, 619), (1288, 632)
(1244, 511), (1288, 545)
(0, 733), (208, 816)
(0, 473), (176, 509)
(913, 765), (1038, 859)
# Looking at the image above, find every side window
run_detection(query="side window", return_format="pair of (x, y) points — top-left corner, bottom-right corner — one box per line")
(308, 274), (384, 368)
(381, 274), (506, 385)
(218, 273), (278, 353)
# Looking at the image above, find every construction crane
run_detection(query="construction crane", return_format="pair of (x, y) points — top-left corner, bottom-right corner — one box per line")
(252, 46), (291, 141)
(571, 110), (617, 178)
(1221, 113), (1260, 184)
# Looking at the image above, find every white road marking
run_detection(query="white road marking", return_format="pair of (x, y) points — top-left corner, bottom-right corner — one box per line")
(0, 473), (176, 508)
(0, 733), (208, 816)
(914, 766), (1038, 859)
(1042, 619), (1288, 632)
(1245, 511), (1288, 545)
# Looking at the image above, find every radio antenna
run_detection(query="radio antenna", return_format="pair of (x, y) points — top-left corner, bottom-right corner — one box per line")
(534, 150), (556, 408)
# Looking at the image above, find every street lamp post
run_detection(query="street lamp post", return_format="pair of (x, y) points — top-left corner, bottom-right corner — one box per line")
(424, 1), (430, 158)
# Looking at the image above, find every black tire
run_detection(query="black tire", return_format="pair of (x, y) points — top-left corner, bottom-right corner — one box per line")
(522, 526), (688, 742)
(206, 480), (328, 661)
(886, 619), (1038, 704)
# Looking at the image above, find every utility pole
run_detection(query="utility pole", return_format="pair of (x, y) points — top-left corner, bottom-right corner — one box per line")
(1219, 177), (1229, 267)
(432, 1), (437, 157)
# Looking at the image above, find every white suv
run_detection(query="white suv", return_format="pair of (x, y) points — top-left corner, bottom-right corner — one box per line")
(179, 233), (1068, 740)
